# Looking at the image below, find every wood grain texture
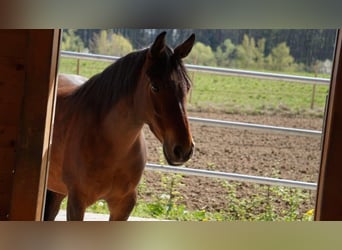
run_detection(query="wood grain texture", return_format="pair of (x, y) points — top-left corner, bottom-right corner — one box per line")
(9, 30), (60, 220)
(0, 29), (60, 220)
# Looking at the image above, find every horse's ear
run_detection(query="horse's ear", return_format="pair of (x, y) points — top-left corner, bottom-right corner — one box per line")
(174, 33), (195, 59)
(150, 31), (167, 58)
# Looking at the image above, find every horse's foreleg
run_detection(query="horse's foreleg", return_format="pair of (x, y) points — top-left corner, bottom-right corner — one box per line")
(44, 190), (66, 221)
(107, 191), (137, 221)
(66, 190), (87, 221)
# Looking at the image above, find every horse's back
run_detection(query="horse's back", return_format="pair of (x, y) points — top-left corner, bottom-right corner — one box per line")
(58, 73), (88, 95)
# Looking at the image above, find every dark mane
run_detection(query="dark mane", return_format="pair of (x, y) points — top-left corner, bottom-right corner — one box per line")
(66, 49), (148, 119)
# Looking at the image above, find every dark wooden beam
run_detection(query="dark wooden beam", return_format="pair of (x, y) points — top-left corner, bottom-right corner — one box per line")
(0, 30), (28, 220)
(2, 29), (60, 220)
(315, 29), (342, 220)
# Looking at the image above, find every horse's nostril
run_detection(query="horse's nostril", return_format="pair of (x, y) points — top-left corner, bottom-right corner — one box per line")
(173, 144), (194, 161)
(173, 145), (183, 159)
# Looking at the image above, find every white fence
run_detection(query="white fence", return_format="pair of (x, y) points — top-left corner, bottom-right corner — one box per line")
(60, 51), (327, 190)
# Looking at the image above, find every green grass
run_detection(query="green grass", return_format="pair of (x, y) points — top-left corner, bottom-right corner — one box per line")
(189, 72), (328, 117)
(59, 57), (111, 78)
(130, 173), (314, 221)
(59, 175), (314, 221)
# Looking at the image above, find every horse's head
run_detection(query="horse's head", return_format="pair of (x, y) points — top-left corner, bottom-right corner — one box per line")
(137, 32), (195, 166)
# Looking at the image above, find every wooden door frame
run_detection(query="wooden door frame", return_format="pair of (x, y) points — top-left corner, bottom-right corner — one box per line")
(315, 29), (342, 220)
(7, 29), (60, 220)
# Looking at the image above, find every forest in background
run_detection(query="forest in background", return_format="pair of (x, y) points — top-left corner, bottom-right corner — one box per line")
(62, 29), (337, 74)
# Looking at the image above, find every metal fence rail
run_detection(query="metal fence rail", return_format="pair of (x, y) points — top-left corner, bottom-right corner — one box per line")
(146, 163), (317, 190)
(60, 51), (330, 85)
(189, 116), (322, 137)
(61, 50), (121, 62)
(187, 64), (329, 85)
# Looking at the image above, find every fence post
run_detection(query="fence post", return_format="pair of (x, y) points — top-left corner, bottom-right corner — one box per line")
(311, 63), (319, 109)
(311, 84), (316, 109)
(76, 48), (81, 75)
(76, 59), (80, 75)
(189, 56), (198, 103)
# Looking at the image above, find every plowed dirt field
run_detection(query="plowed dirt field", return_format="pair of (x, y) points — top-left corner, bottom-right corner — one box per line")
(140, 111), (323, 219)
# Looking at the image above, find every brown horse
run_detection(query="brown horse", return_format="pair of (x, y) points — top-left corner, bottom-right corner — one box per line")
(44, 32), (195, 221)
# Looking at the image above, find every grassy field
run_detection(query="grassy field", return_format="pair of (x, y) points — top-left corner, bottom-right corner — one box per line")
(57, 57), (328, 221)
(59, 57), (329, 118)
(189, 72), (328, 117)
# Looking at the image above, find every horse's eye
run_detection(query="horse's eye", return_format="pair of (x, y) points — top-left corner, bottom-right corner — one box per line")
(151, 84), (159, 93)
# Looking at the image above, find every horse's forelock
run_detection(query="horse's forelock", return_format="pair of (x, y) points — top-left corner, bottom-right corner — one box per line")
(147, 46), (190, 89)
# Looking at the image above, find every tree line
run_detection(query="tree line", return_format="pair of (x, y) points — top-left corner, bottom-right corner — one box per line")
(62, 29), (337, 73)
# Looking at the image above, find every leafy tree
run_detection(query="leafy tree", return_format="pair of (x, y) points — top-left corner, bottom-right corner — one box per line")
(234, 34), (266, 70)
(110, 33), (134, 56)
(61, 29), (85, 52)
(215, 39), (235, 68)
(89, 30), (108, 54)
(90, 30), (133, 56)
(266, 42), (294, 71)
(69, 29), (336, 72)
(255, 38), (266, 68)
(235, 34), (256, 68)
(184, 42), (216, 66)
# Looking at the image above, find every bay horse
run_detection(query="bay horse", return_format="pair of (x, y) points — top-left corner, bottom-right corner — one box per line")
(44, 32), (195, 221)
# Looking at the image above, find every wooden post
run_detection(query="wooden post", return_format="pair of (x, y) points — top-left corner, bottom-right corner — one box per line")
(76, 47), (81, 75)
(315, 29), (342, 220)
(0, 30), (26, 220)
(0, 29), (61, 220)
(310, 84), (316, 109)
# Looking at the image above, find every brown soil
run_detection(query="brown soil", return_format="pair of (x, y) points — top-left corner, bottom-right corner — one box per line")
(139, 111), (323, 220)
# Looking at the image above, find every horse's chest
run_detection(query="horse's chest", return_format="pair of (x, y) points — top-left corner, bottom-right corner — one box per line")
(86, 164), (143, 199)
(63, 128), (146, 200)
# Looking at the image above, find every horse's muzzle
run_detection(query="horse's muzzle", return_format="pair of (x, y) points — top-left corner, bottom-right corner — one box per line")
(163, 142), (194, 166)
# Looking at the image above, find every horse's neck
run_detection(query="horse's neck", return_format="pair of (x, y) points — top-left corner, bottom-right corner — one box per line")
(100, 97), (144, 148)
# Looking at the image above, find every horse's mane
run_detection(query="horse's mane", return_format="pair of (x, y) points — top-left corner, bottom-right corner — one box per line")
(66, 49), (148, 119)
(64, 45), (191, 120)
